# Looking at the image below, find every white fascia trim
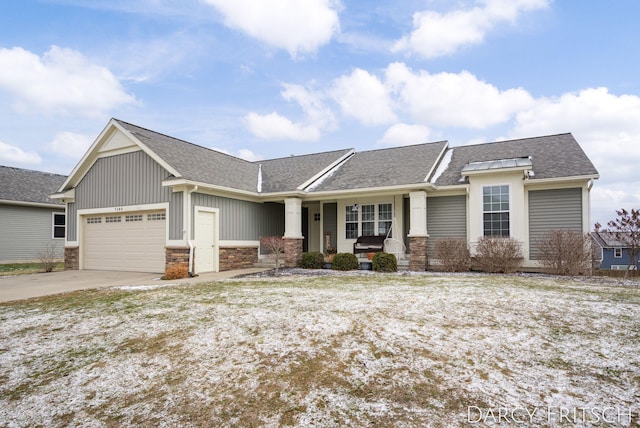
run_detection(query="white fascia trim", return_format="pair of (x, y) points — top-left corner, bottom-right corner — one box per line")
(305, 183), (435, 199)
(163, 179), (261, 201)
(0, 199), (64, 209)
(77, 202), (170, 215)
(219, 240), (260, 248)
(50, 188), (75, 202)
(425, 142), (450, 183)
(113, 120), (181, 178)
(95, 145), (141, 158)
(522, 174), (600, 186)
(297, 149), (356, 191)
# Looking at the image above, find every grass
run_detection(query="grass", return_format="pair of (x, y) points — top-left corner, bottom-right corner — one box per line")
(0, 262), (64, 275)
(1, 273), (639, 427)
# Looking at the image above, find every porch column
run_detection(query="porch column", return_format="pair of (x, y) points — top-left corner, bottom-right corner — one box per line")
(408, 191), (429, 271)
(284, 197), (303, 267)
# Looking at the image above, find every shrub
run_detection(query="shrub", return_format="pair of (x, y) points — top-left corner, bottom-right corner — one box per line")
(260, 236), (285, 273)
(331, 253), (360, 271)
(372, 252), (397, 272)
(474, 237), (522, 274)
(536, 229), (591, 276)
(38, 242), (60, 272)
(163, 264), (189, 280)
(434, 238), (470, 272)
(299, 251), (325, 269)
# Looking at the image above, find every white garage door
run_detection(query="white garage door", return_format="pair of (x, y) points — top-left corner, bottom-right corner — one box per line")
(83, 210), (166, 273)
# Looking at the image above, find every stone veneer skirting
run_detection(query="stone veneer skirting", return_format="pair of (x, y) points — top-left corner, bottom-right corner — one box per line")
(165, 247), (190, 272)
(219, 246), (258, 271)
(64, 246), (79, 270)
(283, 238), (303, 268)
(408, 236), (428, 271)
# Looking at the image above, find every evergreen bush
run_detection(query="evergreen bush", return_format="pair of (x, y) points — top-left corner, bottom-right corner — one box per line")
(372, 252), (397, 272)
(331, 253), (360, 271)
(299, 251), (325, 269)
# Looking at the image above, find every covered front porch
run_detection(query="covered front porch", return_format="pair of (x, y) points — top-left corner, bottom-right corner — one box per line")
(280, 191), (432, 271)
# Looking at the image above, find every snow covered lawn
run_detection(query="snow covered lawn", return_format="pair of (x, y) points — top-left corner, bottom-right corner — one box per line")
(1, 272), (639, 427)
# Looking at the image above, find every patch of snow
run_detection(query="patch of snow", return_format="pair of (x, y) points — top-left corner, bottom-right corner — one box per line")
(429, 147), (453, 184)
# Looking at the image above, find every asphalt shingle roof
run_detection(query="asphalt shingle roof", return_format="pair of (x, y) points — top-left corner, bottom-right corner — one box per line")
(259, 149), (353, 193)
(0, 165), (66, 205)
(310, 141), (448, 192)
(117, 120), (260, 193)
(433, 133), (599, 186)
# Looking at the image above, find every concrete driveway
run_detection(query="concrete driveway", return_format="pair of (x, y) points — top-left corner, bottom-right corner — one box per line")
(0, 268), (270, 303)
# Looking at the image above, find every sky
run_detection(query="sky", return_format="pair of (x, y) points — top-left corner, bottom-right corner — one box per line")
(1, 0), (639, 227)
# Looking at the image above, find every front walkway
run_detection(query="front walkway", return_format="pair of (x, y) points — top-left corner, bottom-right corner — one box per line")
(0, 268), (270, 303)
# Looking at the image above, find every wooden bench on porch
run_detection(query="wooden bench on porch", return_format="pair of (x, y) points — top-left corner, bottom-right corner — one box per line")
(353, 235), (386, 255)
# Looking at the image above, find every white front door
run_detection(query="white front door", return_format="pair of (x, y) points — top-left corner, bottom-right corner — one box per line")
(195, 209), (218, 273)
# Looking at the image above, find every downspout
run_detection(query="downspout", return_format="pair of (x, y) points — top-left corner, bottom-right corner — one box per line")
(186, 185), (198, 276)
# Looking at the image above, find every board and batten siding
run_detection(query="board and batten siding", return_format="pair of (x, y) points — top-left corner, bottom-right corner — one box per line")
(191, 193), (284, 240)
(73, 151), (183, 240)
(426, 195), (467, 257)
(0, 205), (65, 262)
(528, 188), (582, 260)
(322, 202), (337, 251)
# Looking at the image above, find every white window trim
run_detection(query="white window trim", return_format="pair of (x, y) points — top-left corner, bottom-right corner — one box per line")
(614, 248), (623, 258)
(52, 212), (66, 239)
(345, 202), (393, 239)
(482, 184), (511, 237)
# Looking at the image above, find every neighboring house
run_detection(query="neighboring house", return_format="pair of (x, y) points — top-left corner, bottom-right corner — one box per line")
(0, 165), (67, 263)
(52, 118), (599, 273)
(591, 232), (639, 270)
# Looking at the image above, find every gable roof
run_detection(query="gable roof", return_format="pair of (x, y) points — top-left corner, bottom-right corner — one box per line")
(116, 120), (260, 193)
(259, 149), (354, 193)
(591, 231), (635, 248)
(310, 141), (448, 192)
(0, 165), (66, 206)
(433, 133), (599, 186)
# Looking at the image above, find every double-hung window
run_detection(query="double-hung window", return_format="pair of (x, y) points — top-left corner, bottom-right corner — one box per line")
(52, 213), (66, 239)
(483, 185), (510, 237)
(345, 203), (393, 238)
(614, 248), (623, 258)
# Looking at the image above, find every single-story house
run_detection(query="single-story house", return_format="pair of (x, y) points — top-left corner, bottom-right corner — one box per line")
(0, 165), (67, 263)
(591, 231), (639, 270)
(52, 118), (599, 274)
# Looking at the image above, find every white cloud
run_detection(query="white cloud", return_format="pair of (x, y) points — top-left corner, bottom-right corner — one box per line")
(0, 46), (136, 116)
(0, 141), (42, 165)
(281, 84), (336, 130)
(393, 0), (549, 58)
(385, 62), (534, 128)
(50, 132), (93, 158)
(245, 112), (320, 141)
(330, 68), (397, 126)
(211, 146), (262, 161)
(509, 87), (640, 227)
(378, 123), (432, 147)
(203, 0), (341, 57)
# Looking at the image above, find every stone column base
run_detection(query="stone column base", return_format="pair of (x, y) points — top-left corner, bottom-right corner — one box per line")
(220, 247), (258, 271)
(283, 238), (303, 268)
(165, 246), (190, 273)
(408, 236), (428, 271)
(64, 247), (79, 270)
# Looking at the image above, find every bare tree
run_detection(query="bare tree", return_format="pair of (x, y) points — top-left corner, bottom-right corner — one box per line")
(260, 236), (285, 273)
(536, 229), (591, 276)
(595, 208), (640, 279)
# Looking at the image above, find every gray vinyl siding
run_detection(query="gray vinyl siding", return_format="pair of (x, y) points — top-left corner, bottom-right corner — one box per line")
(67, 202), (77, 241)
(74, 151), (182, 240)
(191, 193), (284, 240)
(0, 204), (65, 262)
(75, 151), (172, 209)
(528, 188), (583, 260)
(323, 203), (337, 251)
(427, 195), (467, 257)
